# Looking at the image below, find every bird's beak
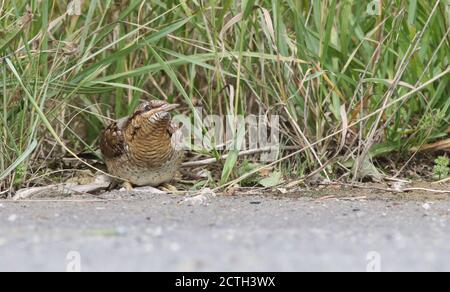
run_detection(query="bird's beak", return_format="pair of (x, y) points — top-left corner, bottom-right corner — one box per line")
(142, 103), (180, 119)
(158, 103), (180, 112)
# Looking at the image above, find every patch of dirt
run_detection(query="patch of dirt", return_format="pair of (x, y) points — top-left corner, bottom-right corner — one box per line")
(268, 181), (450, 202)
(1, 178), (448, 202)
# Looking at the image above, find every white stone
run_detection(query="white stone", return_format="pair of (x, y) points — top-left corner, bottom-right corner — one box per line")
(7, 214), (17, 222)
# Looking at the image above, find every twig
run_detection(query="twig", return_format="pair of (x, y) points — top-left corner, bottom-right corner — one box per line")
(283, 106), (330, 180)
(435, 177), (450, 184)
(339, 196), (368, 201)
(181, 146), (299, 167)
(384, 177), (411, 183)
(320, 182), (450, 194)
(402, 187), (450, 194)
(314, 195), (336, 202)
(0, 199), (122, 203)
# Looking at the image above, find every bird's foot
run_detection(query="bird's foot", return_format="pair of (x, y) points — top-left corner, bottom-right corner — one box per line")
(160, 183), (178, 193)
(121, 181), (134, 192)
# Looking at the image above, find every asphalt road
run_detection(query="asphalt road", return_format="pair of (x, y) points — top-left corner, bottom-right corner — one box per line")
(0, 191), (450, 272)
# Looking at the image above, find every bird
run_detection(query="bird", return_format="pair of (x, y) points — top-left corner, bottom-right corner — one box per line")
(100, 100), (183, 191)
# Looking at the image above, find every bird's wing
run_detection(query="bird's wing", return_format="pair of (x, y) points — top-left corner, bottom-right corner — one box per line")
(100, 119), (128, 159)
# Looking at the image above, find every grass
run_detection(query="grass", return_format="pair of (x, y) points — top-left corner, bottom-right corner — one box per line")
(0, 0), (449, 193)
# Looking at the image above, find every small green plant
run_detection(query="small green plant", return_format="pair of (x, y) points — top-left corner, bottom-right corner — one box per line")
(433, 156), (449, 180)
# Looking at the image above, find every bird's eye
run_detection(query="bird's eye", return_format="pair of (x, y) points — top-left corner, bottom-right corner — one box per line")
(145, 105), (152, 111)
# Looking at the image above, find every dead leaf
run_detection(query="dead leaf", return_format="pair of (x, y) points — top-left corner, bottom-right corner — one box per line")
(258, 166), (273, 177)
(259, 171), (283, 188)
(411, 138), (450, 152)
(277, 188), (288, 194)
(182, 188), (217, 206)
(224, 187), (237, 196)
(13, 174), (111, 200)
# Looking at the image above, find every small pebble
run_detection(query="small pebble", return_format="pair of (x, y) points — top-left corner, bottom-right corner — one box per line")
(277, 188), (288, 194)
(8, 214), (17, 222)
(170, 242), (181, 252)
(146, 227), (163, 237)
(225, 231), (235, 241)
(115, 227), (127, 236)
(422, 203), (431, 210)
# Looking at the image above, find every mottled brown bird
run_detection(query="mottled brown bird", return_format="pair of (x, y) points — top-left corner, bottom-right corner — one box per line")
(100, 100), (183, 189)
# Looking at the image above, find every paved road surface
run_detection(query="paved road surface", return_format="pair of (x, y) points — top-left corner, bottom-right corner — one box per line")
(0, 192), (449, 272)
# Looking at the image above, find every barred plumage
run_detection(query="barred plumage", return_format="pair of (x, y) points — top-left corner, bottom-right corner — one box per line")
(100, 101), (183, 187)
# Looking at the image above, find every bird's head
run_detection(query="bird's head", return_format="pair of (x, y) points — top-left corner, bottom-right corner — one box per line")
(132, 100), (179, 125)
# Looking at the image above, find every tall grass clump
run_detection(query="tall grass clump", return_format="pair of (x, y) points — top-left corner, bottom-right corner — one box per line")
(0, 0), (448, 193)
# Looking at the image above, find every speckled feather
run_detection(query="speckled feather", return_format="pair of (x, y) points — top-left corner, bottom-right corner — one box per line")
(100, 101), (183, 186)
